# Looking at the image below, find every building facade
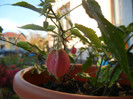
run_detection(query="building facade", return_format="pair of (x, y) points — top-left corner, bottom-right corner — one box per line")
(0, 32), (26, 51)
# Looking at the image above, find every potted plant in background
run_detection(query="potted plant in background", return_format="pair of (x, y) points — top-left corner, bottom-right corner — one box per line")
(0, 0), (133, 99)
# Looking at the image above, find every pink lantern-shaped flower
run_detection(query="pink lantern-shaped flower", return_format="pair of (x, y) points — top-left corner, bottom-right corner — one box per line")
(46, 49), (70, 78)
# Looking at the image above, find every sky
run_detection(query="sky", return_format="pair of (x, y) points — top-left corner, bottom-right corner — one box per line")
(0, 0), (47, 38)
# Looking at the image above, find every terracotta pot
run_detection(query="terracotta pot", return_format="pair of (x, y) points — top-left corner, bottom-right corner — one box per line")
(13, 64), (133, 99)
(119, 73), (130, 85)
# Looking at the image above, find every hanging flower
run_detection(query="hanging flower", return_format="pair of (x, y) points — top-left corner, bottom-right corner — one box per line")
(70, 47), (77, 54)
(46, 49), (70, 78)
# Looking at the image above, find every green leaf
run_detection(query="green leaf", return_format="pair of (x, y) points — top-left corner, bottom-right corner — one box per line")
(118, 25), (127, 38)
(109, 66), (122, 87)
(68, 19), (73, 27)
(19, 24), (44, 31)
(17, 41), (43, 54)
(68, 55), (75, 63)
(82, 0), (133, 88)
(65, 17), (73, 27)
(98, 64), (123, 87)
(45, 0), (55, 3)
(119, 25), (127, 32)
(127, 22), (133, 33)
(57, 11), (61, 18)
(70, 29), (90, 44)
(77, 72), (103, 87)
(38, 2), (44, 6)
(20, 24), (55, 31)
(12, 1), (41, 13)
(40, 50), (47, 56)
(98, 66), (110, 83)
(40, 64), (47, 71)
(82, 0), (103, 20)
(43, 21), (49, 30)
(75, 24), (103, 49)
(47, 25), (56, 31)
(76, 72), (91, 79)
(28, 43), (41, 52)
(41, 3), (48, 15)
(0, 26), (3, 33)
(17, 41), (32, 51)
(82, 57), (93, 72)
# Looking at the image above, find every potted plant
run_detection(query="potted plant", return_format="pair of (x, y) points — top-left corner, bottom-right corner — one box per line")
(1, 0), (133, 98)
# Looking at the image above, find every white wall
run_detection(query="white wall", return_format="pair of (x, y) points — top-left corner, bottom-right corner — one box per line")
(70, 0), (111, 37)
(68, 0), (112, 49)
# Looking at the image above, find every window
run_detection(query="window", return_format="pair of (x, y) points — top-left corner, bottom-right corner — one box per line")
(113, 0), (133, 26)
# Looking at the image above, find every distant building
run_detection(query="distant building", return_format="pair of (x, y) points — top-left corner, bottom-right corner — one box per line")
(0, 32), (26, 51)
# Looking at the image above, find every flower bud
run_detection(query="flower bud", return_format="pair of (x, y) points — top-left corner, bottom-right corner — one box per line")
(71, 47), (77, 54)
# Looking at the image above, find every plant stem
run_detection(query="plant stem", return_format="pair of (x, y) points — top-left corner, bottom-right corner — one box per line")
(0, 38), (16, 46)
(95, 55), (104, 88)
(65, 27), (75, 34)
(50, 18), (60, 29)
(91, 86), (104, 95)
(0, 38), (44, 58)
(51, 31), (59, 35)
(50, 6), (67, 51)
(103, 63), (119, 96)
(68, 51), (84, 74)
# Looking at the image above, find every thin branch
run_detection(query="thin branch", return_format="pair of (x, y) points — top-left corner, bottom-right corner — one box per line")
(50, 18), (60, 29)
(65, 27), (76, 40)
(65, 27), (75, 33)
(58, 3), (82, 20)
(68, 51), (84, 74)
(66, 34), (72, 40)
(49, 6), (67, 50)
(0, 38), (17, 46)
(0, 38), (39, 55)
(45, 9), (50, 21)
(50, 8), (65, 34)
(15, 33), (27, 43)
(51, 31), (59, 35)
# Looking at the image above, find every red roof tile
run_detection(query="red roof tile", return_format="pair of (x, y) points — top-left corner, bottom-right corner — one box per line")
(3, 32), (19, 37)
(3, 32), (26, 41)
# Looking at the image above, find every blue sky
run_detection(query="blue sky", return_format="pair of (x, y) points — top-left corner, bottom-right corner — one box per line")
(0, 0), (47, 37)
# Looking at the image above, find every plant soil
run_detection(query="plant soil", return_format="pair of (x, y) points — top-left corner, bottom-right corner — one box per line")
(38, 77), (133, 96)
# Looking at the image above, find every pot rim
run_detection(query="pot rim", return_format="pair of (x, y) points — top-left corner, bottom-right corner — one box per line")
(13, 65), (133, 99)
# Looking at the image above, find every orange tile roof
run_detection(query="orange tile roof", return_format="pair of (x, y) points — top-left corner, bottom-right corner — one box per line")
(3, 32), (26, 41)
(3, 32), (19, 37)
